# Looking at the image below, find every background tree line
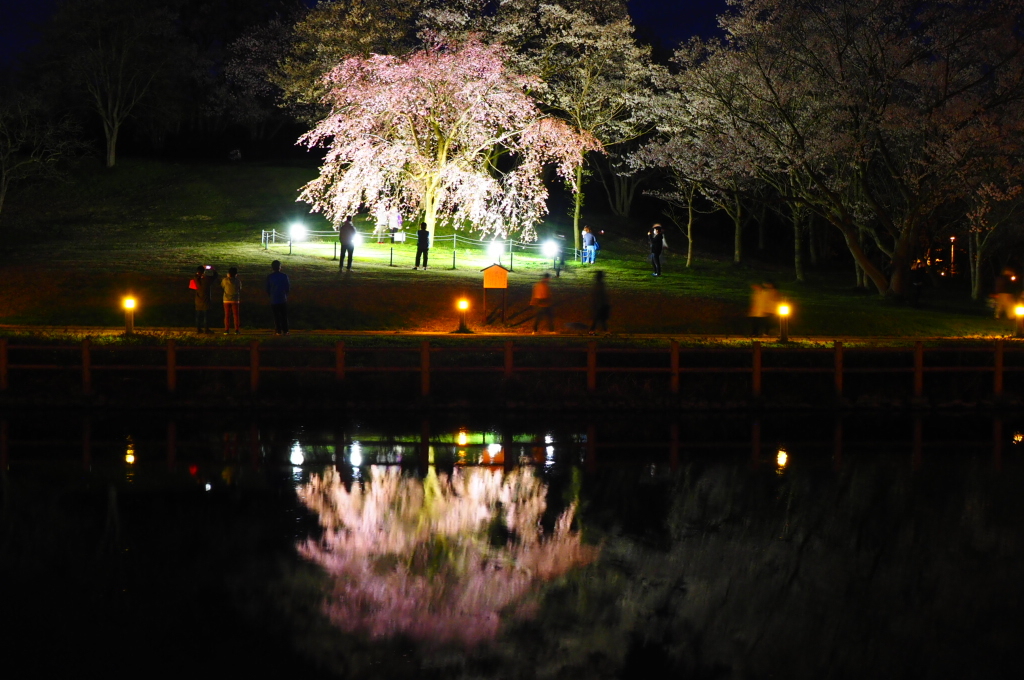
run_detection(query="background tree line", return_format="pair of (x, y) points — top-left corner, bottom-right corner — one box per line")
(3, 0), (1024, 299)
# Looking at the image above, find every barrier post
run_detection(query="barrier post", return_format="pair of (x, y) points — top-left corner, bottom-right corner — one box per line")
(670, 340), (680, 395)
(166, 339), (177, 393)
(250, 341), (260, 393)
(0, 338), (7, 391)
(751, 342), (762, 398)
(587, 341), (598, 392)
(994, 339), (1004, 397)
(834, 341), (844, 398)
(335, 341), (346, 381)
(421, 341), (431, 397)
(82, 338), (92, 396)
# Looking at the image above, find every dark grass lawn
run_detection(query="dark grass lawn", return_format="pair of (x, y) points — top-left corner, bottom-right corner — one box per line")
(0, 157), (1013, 339)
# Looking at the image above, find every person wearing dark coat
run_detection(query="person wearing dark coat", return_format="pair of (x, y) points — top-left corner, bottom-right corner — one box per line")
(265, 260), (291, 335)
(414, 222), (430, 269)
(192, 265), (217, 333)
(648, 224), (666, 276)
(337, 217), (357, 271)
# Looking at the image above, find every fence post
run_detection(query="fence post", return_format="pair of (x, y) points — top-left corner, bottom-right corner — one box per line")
(81, 337), (92, 396)
(751, 341), (762, 398)
(335, 341), (346, 381)
(0, 338), (7, 391)
(421, 341), (431, 397)
(834, 340), (844, 398)
(670, 340), (680, 395)
(250, 341), (260, 393)
(587, 341), (597, 392)
(994, 339), (1004, 398)
(913, 341), (924, 398)
(504, 341), (514, 380)
(166, 339), (177, 393)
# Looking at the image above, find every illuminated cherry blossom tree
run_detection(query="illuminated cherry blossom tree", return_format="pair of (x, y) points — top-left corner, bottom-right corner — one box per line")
(296, 466), (598, 646)
(298, 39), (597, 240)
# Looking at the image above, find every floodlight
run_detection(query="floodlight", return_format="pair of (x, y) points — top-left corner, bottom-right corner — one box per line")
(290, 223), (307, 241)
(542, 240), (559, 259)
(488, 240), (504, 262)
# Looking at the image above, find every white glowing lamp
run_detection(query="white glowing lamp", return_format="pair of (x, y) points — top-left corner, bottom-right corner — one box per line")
(542, 240), (559, 259)
(487, 240), (504, 262)
(290, 223), (307, 241)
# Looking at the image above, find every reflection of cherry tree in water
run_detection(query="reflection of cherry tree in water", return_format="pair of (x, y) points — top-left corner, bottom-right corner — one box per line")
(297, 466), (597, 646)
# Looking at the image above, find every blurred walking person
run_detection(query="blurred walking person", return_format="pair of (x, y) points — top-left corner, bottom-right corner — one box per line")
(749, 281), (779, 336)
(413, 222), (430, 269)
(266, 260), (291, 335)
(532, 272), (555, 333)
(338, 217), (356, 271)
(220, 266), (242, 334)
(589, 270), (610, 334)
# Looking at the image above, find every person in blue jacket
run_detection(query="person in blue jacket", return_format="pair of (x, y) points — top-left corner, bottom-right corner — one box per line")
(265, 260), (291, 335)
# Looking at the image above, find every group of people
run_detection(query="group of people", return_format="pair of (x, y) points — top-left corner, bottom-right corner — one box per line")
(335, 217), (432, 271)
(191, 260), (292, 335)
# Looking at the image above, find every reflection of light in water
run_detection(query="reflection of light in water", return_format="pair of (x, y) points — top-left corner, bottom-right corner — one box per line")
(1014, 432), (1023, 445)
(290, 442), (304, 466)
(777, 448), (788, 469)
(545, 446), (555, 466)
(125, 436), (135, 465)
(487, 443), (502, 456)
(350, 441), (362, 467)
(544, 434), (553, 444)
(296, 466), (597, 646)
(205, 483), (212, 491)
(457, 431), (468, 446)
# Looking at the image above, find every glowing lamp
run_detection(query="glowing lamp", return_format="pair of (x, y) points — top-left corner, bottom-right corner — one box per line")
(777, 303), (791, 317)
(455, 298), (471, 333)
(289, 223), (307, 242)
(487, 240), (505, 262)
(125, 452), (135, 465)
(1016, 305), (1024, 318)
(1015, 305), (1024, 338)
(777, 448), (788, 468)
(457, 431), (468, 446)
(353, 232), (364, 246)
(777, 302), (791, 342)
(123, 296), (136, 335)
(457, 298), (470, 311)
(542, 240), (559, 259)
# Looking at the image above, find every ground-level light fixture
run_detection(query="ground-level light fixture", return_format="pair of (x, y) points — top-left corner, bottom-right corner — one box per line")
(488, 240), (505, 263)
(288, 222), (307, 255)
(1015, 303), (1024, 338)
(542, 239), (560, 269)
(455, 297), (472, 333)
(123, 296), (136, 335)
(777, 302), (791, 342)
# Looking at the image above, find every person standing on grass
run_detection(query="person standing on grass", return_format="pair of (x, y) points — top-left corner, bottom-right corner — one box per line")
(338, 217), (356, 271)
(220, 266), (242, 334)
(581, 226), (597, 264)
(192, 265), (217, 333)
(266, 260), (290, 335)
(648, 224), (666, 276)
(413, 222), (430, 270)
(532, 272), (555, 333)
(589, 270), (610, 334)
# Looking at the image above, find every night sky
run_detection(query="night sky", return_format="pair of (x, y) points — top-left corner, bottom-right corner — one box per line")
(0, 0), (728, 67)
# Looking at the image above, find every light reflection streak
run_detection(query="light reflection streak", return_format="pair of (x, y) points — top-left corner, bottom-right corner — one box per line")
(296, 466), (597, 646)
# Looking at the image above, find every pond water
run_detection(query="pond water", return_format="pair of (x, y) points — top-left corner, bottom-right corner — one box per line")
(2, 411), (1023, 678)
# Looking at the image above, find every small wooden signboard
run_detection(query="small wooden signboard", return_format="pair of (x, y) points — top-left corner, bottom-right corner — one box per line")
(481, 264), (510, 322)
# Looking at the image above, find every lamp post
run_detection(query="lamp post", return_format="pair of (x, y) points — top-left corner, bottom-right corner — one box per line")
(289, 222), (306, 255)
(950, 235), (956, 275)
(123, 297), (136, 335)
(456, 298), (471, 333)
(1015, 304), (1024, 338)
(777, 302), (791, 342)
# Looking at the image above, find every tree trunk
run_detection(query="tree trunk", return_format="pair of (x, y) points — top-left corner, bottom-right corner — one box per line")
(104, 120), (119, 168)
(572, 164), (583, 251)
(793, 209), (805, 283)
(808, 216), (819, 266)
(969, 231), (982, 300)
(733, 193), (743, 264)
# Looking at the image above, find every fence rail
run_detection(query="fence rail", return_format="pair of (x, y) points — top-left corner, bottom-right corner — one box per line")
(1, 337), (1022, 401)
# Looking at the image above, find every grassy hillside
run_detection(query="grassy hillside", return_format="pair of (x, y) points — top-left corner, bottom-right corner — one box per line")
(0, 158), (1011, 338)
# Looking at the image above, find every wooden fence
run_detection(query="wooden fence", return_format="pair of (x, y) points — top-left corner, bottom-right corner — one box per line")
(0, 337), (1021, 401)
